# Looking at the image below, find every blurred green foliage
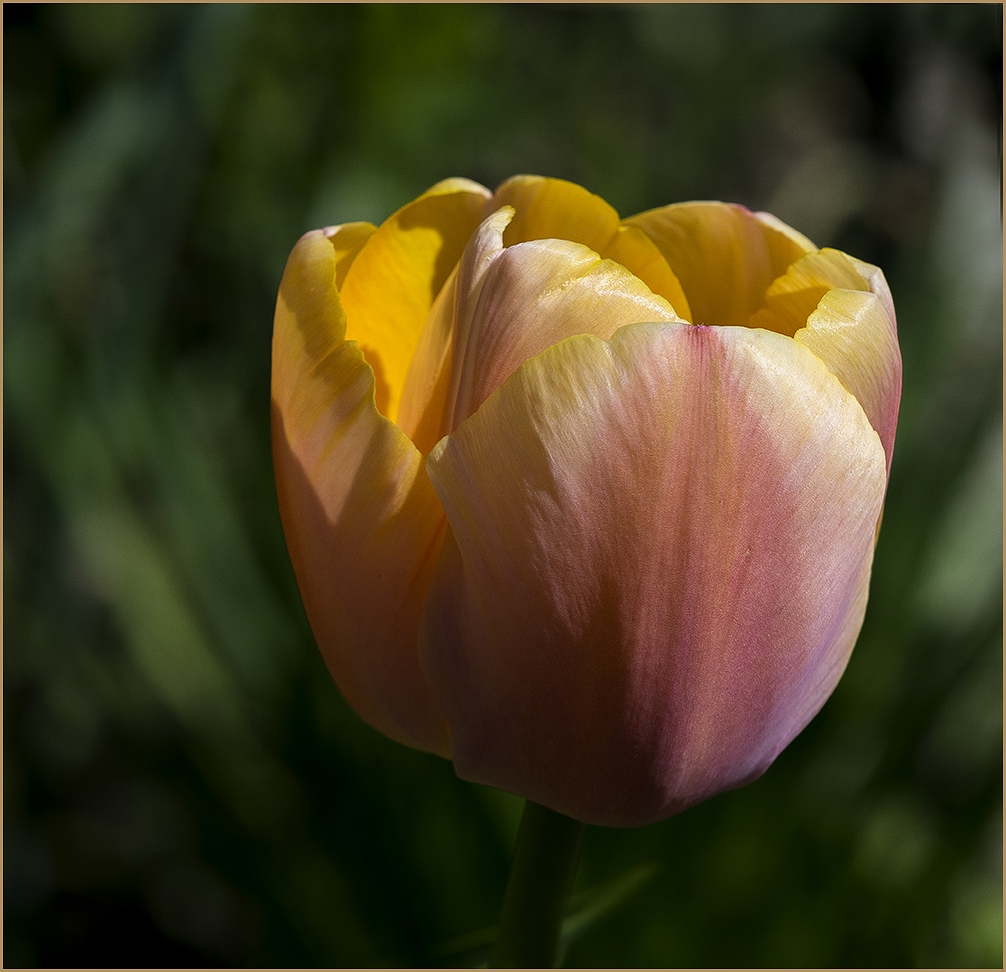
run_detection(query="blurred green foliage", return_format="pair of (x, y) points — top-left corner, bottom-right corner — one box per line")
(4, 4), (1002, 967)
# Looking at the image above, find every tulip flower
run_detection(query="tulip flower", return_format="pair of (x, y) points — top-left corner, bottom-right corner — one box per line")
(271, 175), (901, 832)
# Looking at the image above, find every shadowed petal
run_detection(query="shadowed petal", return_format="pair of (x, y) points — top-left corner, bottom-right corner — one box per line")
(340, 178), (491, 422)
(323, 221), (377, 288)
(272, 230), (450, 755)
(421, 322), (886, 825)
(272, 231), (348, 411)
(397, 267), (458, 456)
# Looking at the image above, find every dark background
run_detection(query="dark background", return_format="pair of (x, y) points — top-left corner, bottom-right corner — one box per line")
(4, 3), (1002, 967)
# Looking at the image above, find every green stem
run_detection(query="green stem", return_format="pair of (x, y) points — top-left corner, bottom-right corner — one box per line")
(487, 800), (585, 968)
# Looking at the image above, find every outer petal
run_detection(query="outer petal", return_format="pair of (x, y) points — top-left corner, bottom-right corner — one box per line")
(272, 230), (449, 755)
(339, 178), (491, 424)
(437, 206), (518, 438)
(745, 248), (901, 473)
(489, 175), (692, 317)
(796, 288), (902, 475)
(625, 202), (810, 327)
(420, 323), (886, 826)
(441, 205), (682, 432)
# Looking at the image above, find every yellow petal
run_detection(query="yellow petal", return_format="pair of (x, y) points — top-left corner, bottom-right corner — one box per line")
(397, 266), (458, 456)
(489, 175), (692, 318)
(625, 202), (810, 327)
(323, 221), (377, 288)
(491, 174), (621, 252)
(421, 322), (886, 825)
(748, 248), (870, 337)
(272, 231), (347, 412)
(753, 210), (817, 257)
(606, 225), (693, 321)
(339, 178), (491, 423)
(272, 230), (450, 755)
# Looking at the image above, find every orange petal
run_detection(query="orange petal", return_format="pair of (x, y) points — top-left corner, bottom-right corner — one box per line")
(272, 230), (449, 755)
(625, 202), (810, 326)
(421, 322), (886, 825)
(339, 178), (491, 423)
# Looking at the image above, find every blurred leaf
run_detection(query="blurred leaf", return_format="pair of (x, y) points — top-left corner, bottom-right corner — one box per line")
(559, 862), (660, 954)
(915, 421), (1003, 634)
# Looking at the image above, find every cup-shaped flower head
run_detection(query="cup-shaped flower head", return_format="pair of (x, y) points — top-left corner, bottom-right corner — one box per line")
(272, 176), (901, 827)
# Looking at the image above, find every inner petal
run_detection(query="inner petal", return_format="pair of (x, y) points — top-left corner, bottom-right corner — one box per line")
(339, 178), (490, 423)
(489, 175), (692, 318)
(748, 248), (871, 337)
(625, 201), (811, 327)
(450, 236), (682, 426)
(397, 267), (458, 455)
(490, 174), (622, 252)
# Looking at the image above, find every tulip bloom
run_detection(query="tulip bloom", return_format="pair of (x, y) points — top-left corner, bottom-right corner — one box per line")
(272, 176), (901, 827)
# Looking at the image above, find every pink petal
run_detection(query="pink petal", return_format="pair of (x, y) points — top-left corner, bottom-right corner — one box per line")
(420, 323), (887, 825)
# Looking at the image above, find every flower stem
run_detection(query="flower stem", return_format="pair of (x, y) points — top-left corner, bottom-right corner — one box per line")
(487, 799), (585, 968)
